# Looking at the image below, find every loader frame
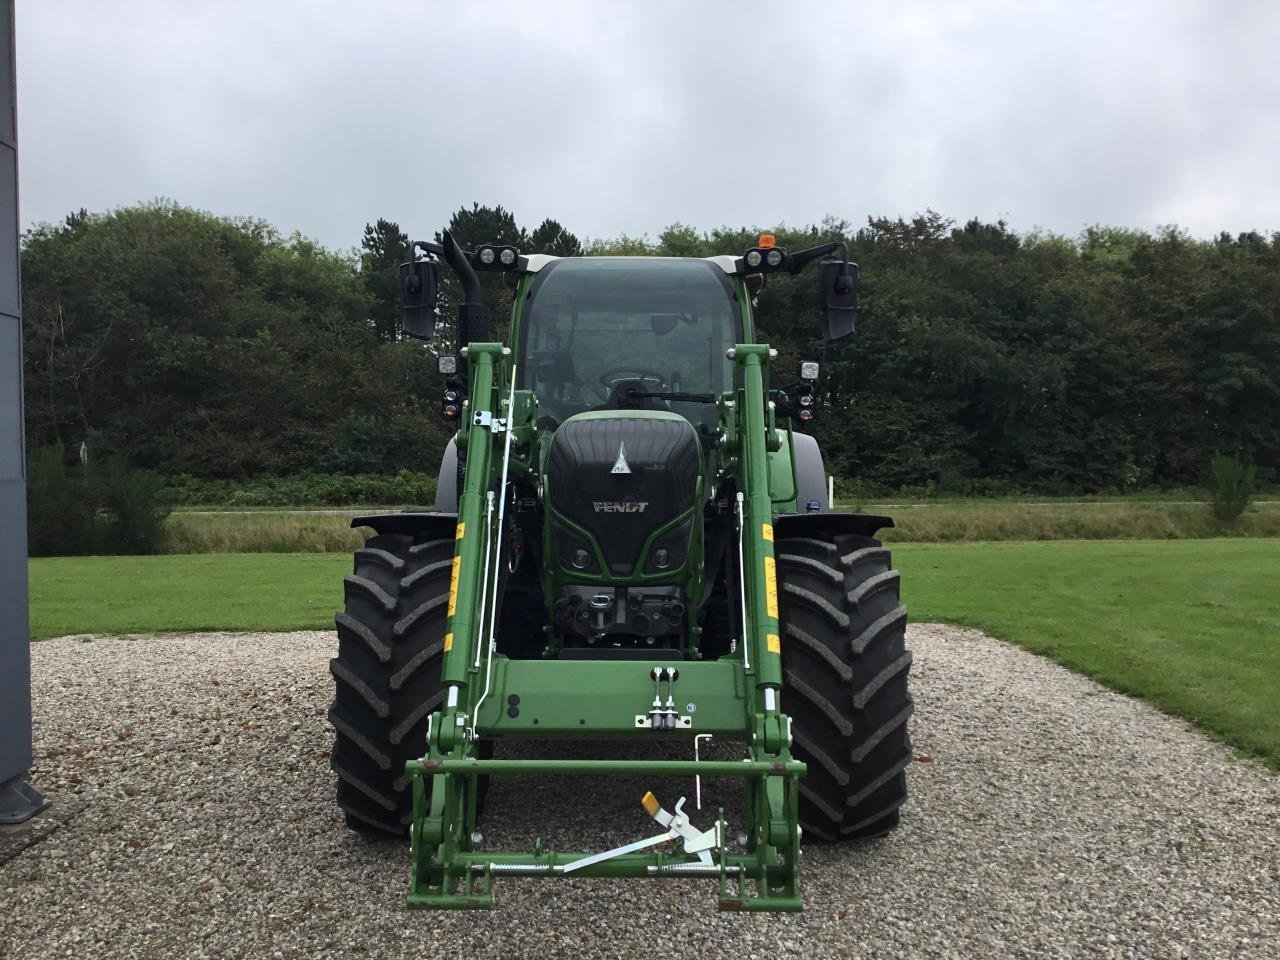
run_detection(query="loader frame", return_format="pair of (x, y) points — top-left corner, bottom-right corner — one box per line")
(403, 316), (809, 910)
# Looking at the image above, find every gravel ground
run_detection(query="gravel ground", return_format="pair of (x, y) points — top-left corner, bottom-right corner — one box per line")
(3, 625), (1277, 959)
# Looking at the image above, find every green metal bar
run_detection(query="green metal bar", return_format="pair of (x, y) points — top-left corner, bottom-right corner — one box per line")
(409, 758), (806, 777)
(408, 849), (802, 911)
(471, 656), (751, 736)
(440, 343), (503, 696)
(732, 345), (783, 695)
(444, 851), (755, 874)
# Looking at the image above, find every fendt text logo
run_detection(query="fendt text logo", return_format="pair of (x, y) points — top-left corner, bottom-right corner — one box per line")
(592, 501), (649, 513)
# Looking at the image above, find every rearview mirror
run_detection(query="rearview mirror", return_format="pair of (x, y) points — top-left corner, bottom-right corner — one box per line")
(818, 260), (858, 341)
(399, 259), (439, 340)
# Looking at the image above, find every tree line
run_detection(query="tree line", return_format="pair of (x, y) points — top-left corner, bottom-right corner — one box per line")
(20, 202), (1279, 495)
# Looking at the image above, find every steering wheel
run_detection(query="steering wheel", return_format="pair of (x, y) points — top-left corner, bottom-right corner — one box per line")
(599, 367), (665, 390)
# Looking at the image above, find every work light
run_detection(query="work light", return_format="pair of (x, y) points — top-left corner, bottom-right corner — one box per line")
(474, 244), (520, 270)
(741, 233), (789, 273)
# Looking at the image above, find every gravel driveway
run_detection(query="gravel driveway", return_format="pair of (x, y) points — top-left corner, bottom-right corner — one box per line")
(3, 625), (1277, 959)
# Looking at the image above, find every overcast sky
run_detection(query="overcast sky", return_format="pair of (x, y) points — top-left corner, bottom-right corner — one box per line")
(16, 1), (1280, 251)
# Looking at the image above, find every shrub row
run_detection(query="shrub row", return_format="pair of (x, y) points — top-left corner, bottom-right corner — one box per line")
(154, 499), (1280, 554)
(27, 445), (171, 556)
(162, 470), (437, 507)
(836, 458), (1268, 506)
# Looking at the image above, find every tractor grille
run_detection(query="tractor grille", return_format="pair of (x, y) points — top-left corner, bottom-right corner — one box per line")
(547, 414), (701, 575)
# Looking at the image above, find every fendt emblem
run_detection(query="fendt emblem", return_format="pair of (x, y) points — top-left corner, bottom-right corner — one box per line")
(593, 500), (648, 513)
(611, 441), (631, 474)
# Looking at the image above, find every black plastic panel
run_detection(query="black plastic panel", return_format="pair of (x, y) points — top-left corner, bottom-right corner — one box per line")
(548, 415), (700, 575)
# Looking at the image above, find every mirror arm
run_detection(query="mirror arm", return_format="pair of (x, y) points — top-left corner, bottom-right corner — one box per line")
(787, 240), (848, 275)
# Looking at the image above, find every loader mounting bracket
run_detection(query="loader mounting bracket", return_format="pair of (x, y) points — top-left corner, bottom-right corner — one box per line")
(405, 753), (806, 911)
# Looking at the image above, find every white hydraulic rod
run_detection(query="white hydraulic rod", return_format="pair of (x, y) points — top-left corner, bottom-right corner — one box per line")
(473, 362), (519, 726)
(472, 491), (495, 670)
(735, 492), (751, 672)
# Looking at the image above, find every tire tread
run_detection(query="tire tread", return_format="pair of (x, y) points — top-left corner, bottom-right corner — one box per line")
(778, 530), (912, 842)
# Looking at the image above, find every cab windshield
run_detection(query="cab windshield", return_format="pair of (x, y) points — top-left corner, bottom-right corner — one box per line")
(517, 258), (739, 430)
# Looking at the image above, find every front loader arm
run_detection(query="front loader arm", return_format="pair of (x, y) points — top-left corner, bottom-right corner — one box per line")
(726, 344), (788, 755)
(435, 342), (509, 755)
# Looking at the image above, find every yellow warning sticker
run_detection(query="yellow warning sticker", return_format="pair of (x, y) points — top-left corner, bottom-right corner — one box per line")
(443, 632), (453, 653)
(767, 633), (781, 654)
(447, 556), (462, 616)
(764, 555), (778, 619)
(455, 521), (465, 540)
(762, 523), (774, 542)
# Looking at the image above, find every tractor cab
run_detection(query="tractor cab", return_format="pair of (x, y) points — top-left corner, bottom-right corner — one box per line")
(517, 257), (739, 434)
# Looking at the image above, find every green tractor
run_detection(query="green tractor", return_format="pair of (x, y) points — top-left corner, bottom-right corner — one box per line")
(328, 231), (912, 911)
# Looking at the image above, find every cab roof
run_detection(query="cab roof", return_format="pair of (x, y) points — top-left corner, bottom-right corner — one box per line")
(519, 253), (741, 275)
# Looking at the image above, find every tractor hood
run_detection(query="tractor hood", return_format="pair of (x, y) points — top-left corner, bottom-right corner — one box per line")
(545, 411), (702, 579)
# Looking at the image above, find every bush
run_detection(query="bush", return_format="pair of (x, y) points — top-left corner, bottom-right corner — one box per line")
(935, 467), (971, 496)
(97, 456), (172, 553)
(1207, 453), (1256, 522)
(26, 445), (97, 555)
(26, 445), (171, 556)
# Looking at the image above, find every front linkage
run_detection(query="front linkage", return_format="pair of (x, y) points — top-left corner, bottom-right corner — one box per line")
(405, 340), (807, 911)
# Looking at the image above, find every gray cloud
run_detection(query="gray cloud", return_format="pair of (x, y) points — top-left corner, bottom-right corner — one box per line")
(17, 1), (1280, 250)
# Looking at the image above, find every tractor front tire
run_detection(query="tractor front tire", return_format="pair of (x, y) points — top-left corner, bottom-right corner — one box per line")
(328, 533), (454, 836)
(777, 533), (913, 841)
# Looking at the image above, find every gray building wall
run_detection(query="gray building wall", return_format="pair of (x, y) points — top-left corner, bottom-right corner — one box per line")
(0, 0), (36, 808)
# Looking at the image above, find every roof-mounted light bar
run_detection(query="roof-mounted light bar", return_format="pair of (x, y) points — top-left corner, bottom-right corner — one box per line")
(472, 244), (521, 271)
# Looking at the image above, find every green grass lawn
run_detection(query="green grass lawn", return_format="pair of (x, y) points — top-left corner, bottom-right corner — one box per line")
(28, 540), (1280, 766)
(895, 540), (1280, 766)
(27, 553), (348, 639)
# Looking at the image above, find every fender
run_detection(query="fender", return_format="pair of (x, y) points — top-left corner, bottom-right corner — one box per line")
(434, 438), (460, 511)
(790, 431), (828, 511)
(351, 510), (458, 539)
(773, 511), (894, 540)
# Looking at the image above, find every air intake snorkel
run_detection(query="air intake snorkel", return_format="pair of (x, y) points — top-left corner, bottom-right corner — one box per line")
(440, 230), (491, 349)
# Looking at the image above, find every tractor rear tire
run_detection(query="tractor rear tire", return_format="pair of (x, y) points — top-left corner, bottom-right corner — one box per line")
(328, 533), (484, 836)
(777, 533), (913, 841)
